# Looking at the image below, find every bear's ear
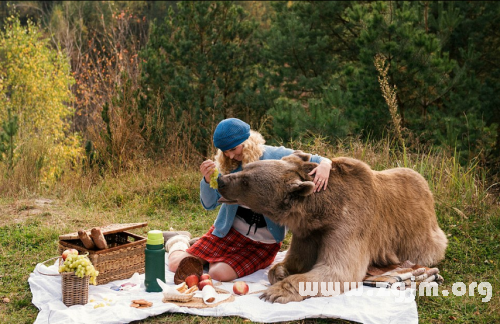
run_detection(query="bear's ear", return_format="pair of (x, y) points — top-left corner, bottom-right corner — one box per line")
(292, 150), (311, 162)
(287, 179), (315, 197)
(332, 157), (359, 174)
(282, 151), (312, 163)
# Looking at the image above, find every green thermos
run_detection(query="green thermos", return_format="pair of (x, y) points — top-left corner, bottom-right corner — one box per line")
(144, 230), (165, 292)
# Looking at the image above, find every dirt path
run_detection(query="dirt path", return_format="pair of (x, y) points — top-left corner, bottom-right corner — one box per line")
(0, 198), (66, 228)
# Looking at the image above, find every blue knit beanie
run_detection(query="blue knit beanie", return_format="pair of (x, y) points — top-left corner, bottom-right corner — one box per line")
(213, 118), (251, 151)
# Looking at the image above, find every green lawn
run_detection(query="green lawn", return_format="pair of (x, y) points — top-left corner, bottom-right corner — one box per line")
(0, 144), (498, 323)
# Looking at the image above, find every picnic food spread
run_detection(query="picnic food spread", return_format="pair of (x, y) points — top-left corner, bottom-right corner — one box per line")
(162, 262), (235, 307)
(55, 223), (241, 309)
(30, 249), (421, 324)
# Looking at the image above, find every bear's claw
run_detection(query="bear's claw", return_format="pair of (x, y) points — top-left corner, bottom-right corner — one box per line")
(259, 280), (305, 304)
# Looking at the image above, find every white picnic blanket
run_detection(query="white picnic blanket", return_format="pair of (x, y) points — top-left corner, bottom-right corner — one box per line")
(29, 251), (418, 324)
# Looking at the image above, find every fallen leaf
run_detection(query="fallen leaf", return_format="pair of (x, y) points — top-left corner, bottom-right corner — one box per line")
(3, 297), (10, 303)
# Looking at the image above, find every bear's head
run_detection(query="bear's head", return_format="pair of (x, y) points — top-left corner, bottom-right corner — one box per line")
(217, 152), (318, 224)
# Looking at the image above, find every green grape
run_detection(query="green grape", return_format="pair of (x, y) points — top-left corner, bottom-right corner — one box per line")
(209, 167), (219, 189)
(58, 254), (99, 285)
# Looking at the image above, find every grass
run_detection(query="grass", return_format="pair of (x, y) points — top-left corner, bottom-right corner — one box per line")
(0, 139), (499, 324)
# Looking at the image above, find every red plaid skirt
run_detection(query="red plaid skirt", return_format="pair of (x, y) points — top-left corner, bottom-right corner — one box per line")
(186, 225), (281, 278)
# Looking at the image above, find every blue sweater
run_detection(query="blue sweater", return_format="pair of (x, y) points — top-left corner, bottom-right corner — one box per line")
(199, 145), (327, 243)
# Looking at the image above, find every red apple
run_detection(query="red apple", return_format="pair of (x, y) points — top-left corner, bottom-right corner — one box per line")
(185, 274), (199, 288)
(61, 249), (78, 261)
(200, 273), (211, 281)
(198, 278), (213, 291)
(233, 281), (249, 295)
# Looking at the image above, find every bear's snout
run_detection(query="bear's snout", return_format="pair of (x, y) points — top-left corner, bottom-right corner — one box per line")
(217, 176), (225, 189)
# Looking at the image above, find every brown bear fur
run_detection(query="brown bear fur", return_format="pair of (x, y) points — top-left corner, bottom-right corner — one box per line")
(217, 152), (448, 304)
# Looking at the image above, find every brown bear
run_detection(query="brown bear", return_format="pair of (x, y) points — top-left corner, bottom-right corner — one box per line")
(217, 152), (448, 303)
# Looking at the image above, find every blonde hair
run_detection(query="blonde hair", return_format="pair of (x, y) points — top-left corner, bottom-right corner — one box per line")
(215, 130), (265, 174)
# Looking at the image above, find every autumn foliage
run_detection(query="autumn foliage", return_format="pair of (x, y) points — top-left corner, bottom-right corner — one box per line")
(0, 16), (82, 188)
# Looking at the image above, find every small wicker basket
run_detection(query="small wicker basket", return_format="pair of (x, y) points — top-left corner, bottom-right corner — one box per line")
(173, 256), (203, 284)
(61, 272), (89, 307)
(162, 292), (196, 303)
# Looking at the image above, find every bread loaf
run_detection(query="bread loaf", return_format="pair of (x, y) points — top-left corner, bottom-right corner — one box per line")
(90, 227), (108, 249)
(78, 230), (96, 249)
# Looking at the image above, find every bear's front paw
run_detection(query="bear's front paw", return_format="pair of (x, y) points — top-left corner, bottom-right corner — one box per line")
(268, 263), (289, 285)
(259, 280), (305, 304)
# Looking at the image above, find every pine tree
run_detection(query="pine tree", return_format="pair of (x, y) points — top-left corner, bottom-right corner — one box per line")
(438, 1), (500, 163)
(263, 1), (358, 100)
(263, 1), (357, 143)
(140, 1), (262, 157)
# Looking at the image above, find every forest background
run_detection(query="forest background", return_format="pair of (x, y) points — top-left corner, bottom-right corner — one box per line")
(1, 0), (500, 181)
(0, 1), (499, 324)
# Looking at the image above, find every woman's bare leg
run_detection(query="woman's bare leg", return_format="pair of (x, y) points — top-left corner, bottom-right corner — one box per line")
(208, 262), (238, 282)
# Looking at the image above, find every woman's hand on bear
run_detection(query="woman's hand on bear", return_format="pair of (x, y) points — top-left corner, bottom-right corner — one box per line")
(308, 159), (332, 192)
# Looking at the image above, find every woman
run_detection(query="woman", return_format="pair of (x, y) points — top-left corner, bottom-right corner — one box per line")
(166, 118), (332, 282)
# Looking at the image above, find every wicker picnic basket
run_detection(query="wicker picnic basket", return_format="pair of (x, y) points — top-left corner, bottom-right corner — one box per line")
(61, 272), (89, 306)
(173, 256), (203, 285)
(58, 223), (147, 285)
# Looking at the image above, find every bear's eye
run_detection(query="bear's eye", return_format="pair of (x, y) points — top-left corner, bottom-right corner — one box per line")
(242, 178), (249, 186)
